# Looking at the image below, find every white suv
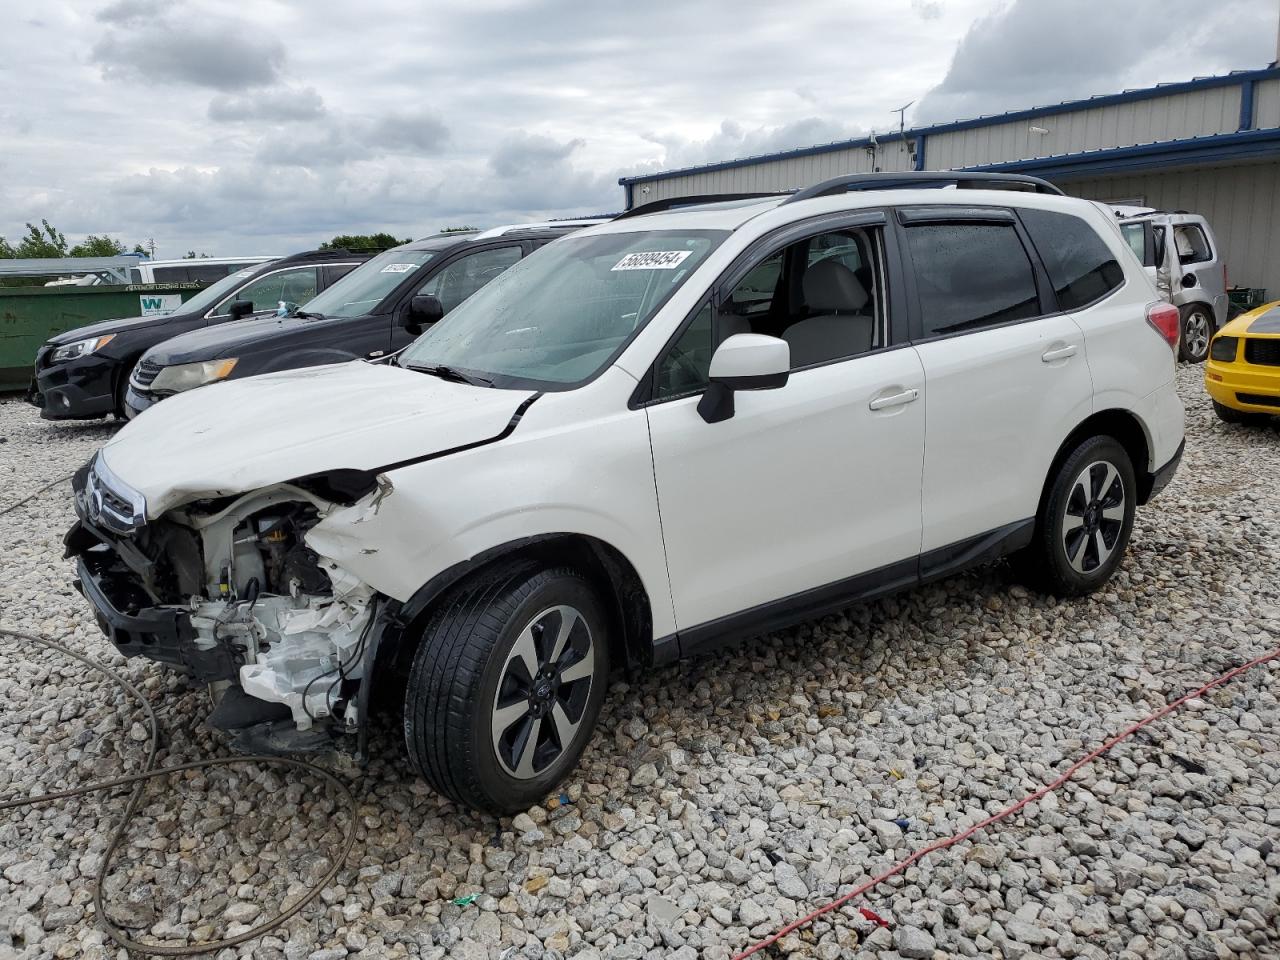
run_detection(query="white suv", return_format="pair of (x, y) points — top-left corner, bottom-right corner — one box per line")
(67, 173), (1185, 813)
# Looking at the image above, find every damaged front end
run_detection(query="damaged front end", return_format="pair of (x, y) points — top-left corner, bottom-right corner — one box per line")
(66, 454), (389, 754)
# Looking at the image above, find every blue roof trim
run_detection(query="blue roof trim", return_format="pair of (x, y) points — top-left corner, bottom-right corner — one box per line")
(962, 127), (1280, 180)
(619, 66), (1280, 187)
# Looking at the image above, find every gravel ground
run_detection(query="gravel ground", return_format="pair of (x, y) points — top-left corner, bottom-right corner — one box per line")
(2, 364), (1279, 960)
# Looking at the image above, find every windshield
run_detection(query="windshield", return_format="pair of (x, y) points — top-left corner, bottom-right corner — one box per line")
(398, 230), (725, 387)
(300, 249), (434, 318)
(176, 267), (268, 315)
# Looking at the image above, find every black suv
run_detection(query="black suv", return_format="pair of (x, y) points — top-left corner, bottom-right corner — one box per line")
(28, 249), (372, 420)
(123, 224), (597, 417)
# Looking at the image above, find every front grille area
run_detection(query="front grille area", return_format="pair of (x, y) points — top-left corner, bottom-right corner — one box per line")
(132, 358), (163, 389)
(1236, 393), (1280, 409)
(1244, 338), (1280, 366)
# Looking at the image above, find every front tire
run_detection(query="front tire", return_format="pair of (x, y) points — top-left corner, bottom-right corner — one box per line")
(1018, 436), (1136, 597)
(1178, 304), (1212, 363)
(1212, 399), (1255, 425)
(403, 562), (610, 815)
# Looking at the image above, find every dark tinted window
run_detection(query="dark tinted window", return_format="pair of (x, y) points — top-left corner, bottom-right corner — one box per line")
(905, 223), (1040, 336)
(1022, 209), (1124, 310)
(187, 263), (233, 283)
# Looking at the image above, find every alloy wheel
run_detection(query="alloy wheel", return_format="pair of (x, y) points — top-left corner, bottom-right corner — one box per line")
(1062, 460), (1126, 574)
(1184, 309), (1210, 359)
(490, 604), (596, 779)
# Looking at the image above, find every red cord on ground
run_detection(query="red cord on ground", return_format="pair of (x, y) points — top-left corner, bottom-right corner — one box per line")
(731, 643), (1280, 960)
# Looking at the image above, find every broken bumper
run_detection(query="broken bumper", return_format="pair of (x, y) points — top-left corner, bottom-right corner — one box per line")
(67, 522), (238, 683)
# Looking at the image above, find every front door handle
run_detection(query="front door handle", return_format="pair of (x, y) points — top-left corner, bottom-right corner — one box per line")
(868, 387), (919, 411)
(1041, 344), (1078, 363)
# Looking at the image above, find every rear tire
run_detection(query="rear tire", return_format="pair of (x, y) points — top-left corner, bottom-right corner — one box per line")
(1017, 436), (1136, 597)
(1178, 304), (1212, 363)
(403, 561), (610, 815)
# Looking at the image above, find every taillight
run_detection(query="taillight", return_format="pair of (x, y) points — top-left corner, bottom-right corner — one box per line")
(1146, 302), (1180, 351)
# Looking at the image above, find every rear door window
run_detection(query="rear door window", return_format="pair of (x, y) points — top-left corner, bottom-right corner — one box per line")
(1021, 209), (1124, 310)
(1174, 224), (1213, 264)
(903, 222), (1040, 337)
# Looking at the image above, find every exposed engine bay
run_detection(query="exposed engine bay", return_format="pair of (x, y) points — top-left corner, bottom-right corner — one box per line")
(68, 458), (387, 749)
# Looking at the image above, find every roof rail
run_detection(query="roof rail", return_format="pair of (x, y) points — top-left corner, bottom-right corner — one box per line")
(471, 219), (608, 240)
(782, 171), (1064, 205)
(615, 192), (791, 221)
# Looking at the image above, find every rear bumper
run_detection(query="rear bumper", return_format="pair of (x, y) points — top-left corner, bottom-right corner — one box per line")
(31, 356), (118, 419)
(1144, 438), (1184, 504)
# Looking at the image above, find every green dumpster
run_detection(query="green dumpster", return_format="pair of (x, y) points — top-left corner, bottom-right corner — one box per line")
(1227, 287), (1268, 312)
(0, 282), (203, 391)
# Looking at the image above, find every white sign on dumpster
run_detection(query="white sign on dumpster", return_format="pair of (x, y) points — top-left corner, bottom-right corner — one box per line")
(139, 293), (183, 317)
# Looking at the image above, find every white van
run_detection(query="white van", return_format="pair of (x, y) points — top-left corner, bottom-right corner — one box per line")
(130, 257), (277, 285)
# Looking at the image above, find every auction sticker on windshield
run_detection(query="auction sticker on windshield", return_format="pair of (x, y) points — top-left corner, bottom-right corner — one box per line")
(380, 263), (418, 274)
(612, 251), (693, 271)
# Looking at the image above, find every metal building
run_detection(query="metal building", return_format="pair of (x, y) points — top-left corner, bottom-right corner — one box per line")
(619, 66), (1280, 296)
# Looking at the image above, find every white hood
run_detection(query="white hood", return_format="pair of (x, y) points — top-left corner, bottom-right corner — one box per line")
(102, 361), (534, 516)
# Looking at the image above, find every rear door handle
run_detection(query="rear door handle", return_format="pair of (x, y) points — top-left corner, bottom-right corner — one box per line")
(868, 388), (919, 411)
(366, 350), (386, 359)
(1041, 344), (1077, 363)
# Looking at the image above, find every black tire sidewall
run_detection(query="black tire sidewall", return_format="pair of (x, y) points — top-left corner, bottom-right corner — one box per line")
(463, 576), (606, 814)
(1212, 400), (1249, 424)
(1038, 436), (1136, 594)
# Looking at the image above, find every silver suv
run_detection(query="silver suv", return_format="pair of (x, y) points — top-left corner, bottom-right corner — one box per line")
(1114, 206), (1227, 363)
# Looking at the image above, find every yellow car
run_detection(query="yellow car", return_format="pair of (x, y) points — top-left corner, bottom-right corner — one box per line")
(1205, 300), (1280, 422)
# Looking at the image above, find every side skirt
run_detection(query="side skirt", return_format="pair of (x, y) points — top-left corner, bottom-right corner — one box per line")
(663, 518), (1035, 662)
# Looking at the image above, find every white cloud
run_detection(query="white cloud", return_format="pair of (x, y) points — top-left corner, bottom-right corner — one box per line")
(0, 0), (1269, 256)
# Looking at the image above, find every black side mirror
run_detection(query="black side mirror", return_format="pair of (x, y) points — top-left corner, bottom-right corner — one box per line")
(1181, 273), (1197, 289)
(227, 299), (254, 320)
(404, 294), (444, 335)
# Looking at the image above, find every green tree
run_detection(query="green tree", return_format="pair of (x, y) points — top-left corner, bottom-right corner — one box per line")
(68, 234), (127, 257)
(320, 232), (411, 251)
(439, 225), (478, 233)
(1, 220), (70, 258)
(183, 250), (211, 258)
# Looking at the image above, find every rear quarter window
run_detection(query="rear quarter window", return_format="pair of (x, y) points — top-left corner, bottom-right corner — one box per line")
(1173, 224), (1213, 264)
(1021, 209), (1125, 311)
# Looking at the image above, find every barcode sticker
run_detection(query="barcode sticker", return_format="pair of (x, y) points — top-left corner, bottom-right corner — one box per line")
(612, 251), (692, 271)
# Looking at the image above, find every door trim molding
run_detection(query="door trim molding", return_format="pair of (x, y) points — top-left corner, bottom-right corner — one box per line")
(663, 517), (1034, 661)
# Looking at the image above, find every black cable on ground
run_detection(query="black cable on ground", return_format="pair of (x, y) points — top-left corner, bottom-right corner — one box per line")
(0, 629), (359, 956)
(0, 472), (76, 516)
(1, 480), (360, 954)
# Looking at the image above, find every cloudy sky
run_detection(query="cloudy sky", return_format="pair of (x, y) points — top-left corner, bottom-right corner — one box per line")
(1, 0), (1275, 257)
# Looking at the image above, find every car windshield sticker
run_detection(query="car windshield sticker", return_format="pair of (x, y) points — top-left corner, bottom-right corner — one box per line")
(234, 271), (254, 279)
(612, 250), (693, 271)
(380, 263), (417, 274)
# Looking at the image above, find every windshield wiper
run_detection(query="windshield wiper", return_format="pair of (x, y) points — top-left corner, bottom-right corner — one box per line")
(405, 363), (493, 387)
(295, 310), (327, 320)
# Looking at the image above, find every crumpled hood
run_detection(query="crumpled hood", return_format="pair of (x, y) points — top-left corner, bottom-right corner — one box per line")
(101, 360), (534, 517)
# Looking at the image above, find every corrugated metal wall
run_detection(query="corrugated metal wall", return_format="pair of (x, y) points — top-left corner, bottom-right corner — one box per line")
(1068, 161), (1280, 297)
(926, 86), (1242, 168)
(629, 140), (916, 205)
(1255, 78), (1280, 128)
(628, 84), (1248, 204)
